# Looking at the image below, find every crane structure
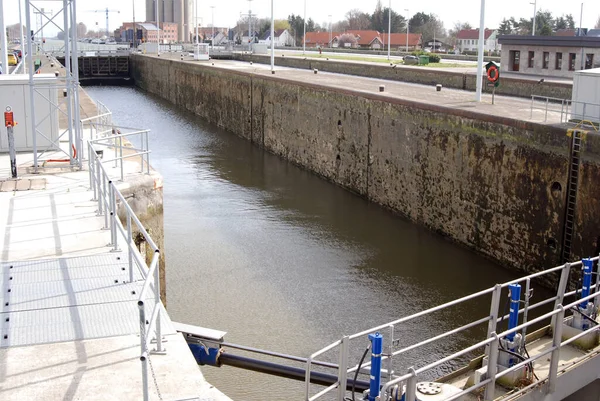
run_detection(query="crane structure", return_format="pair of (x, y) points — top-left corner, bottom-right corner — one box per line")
(88, 8), (120, 38)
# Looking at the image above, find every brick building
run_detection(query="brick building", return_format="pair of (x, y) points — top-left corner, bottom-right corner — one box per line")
(498, 35), (600, 78)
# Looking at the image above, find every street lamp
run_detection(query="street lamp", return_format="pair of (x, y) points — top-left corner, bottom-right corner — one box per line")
(579, 2), (584, 69)
(303, 0), (306, 55)
(0, 0), (7, 72)
(270, 0), (274, 73)
(211, 6), (215, 50)
(387, 0), (391, 61)
(132, 0), (136, 48)
(404, 9), (409, 53)
(328, 14), (332, 48)
(155, 0), (160, 55)
(475, 0), (486, 102)
(530, 0), (536, 35)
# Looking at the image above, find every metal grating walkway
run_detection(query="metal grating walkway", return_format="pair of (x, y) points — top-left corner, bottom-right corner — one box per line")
(0, 253), (174, 348)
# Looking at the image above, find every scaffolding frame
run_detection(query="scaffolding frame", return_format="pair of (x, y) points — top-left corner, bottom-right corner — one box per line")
(24, 0), (82, 171)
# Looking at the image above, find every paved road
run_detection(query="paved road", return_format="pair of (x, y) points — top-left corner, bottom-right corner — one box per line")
(153, 52), (568, 126)
(276, 48), (478, 65)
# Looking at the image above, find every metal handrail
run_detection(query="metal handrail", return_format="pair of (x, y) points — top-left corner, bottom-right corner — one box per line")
(86, 109), (160, 401)
(530, 95), (600, 125)
(306, 255), (600, 401)
(379, 295), (600, 400)
(89, 128), (151, 182)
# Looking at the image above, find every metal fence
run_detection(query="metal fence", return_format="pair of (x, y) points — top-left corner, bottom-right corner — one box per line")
(530, 95), (600, 128)
(304, 259), (600, 401)
(86, 111), (161, 401)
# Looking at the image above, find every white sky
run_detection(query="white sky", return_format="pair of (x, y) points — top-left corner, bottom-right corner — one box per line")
(2, 0), (599, 36)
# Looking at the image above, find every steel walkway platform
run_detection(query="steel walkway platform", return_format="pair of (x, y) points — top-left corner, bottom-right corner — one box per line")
(0, 254), (175, 348)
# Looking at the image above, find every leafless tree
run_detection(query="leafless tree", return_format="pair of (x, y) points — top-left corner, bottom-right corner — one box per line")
(338, 33), (357, 48)
(345, 9), (371, 30)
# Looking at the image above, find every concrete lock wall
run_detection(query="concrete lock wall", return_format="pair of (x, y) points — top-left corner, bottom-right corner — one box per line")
(130, 54), (600, 276)
(234, 54), (573, 100)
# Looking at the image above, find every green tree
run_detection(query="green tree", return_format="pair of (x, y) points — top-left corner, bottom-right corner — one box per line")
(566, 14), (575, 29)
(371, 0), (385, 32)
(535, 10), (555, 34)
(498, 18), (512, 35)
(596, 15), (600, 29)
(408, 12), (432, 32)
(274, 20), (290, 31)
(516, 18), (531, 35)
(555, 16), (568, 31)
(539, 24), (553, 36)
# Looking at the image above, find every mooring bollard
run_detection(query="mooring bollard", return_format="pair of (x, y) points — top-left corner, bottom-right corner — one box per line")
(314, 69), (318, 74)
(379, 85), (385, 92)
(436, 84), (442, 92)
(4, 106), (17, 178)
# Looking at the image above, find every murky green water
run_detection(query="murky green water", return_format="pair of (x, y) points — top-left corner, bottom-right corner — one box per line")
(86, 86), (525, 400)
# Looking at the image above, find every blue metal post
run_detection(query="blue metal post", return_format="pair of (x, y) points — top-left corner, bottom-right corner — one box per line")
(507, 284), (521, 341)
(368, 332), (383, 401)
(580, 258), (593, 308)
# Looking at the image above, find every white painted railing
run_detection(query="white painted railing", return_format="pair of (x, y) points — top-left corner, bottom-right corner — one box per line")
(305, 259), (600, 401)
(86, 107), (160, 401)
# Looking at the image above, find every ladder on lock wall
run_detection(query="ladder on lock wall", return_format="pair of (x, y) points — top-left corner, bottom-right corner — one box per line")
(562, 130), (582, 262)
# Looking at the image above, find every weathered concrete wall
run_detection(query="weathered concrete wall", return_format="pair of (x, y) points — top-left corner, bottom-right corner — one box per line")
(116, 173), (166, 304)
(234, 54), (573, 100)
(131, 54), (600, 276)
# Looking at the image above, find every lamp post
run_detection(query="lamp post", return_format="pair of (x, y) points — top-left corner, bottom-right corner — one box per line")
(475, 0), (486, 102)
(387, 0), (391, 61)
(302, 0), (306, 55)
(579, 2), (584, 70)
(211, 5), (215, 50)
(328, 14), (332, 48)
(132, 0), (136, 48)
(404, 9), (409, 53)
(248, 0), (253, 49)
(195, 0), (198, 44)
(270, 0), (274, 73)
(155, 0), (160, 55)
(530, 0), (536, 35)
(0, 0), (7, 74)
(18, 0), (24, 59)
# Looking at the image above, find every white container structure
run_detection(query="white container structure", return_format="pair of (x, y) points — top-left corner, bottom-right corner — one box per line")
(194, 43), (209, 61)
(571, 68), (600, 124)
(0, 74), (59, 152)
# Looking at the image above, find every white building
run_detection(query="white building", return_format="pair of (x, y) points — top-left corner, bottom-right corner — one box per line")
(258, 29), (295, 47)
(456, 28), (500, 53)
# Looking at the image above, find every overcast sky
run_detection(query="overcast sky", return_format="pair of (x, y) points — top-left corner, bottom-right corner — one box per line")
(3, 0), (599, 36)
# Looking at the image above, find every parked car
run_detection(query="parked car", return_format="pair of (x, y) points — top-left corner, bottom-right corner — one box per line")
(7, 53), (18, 66)
(403, 55), (419, 65)
(13, 49), (22, 59)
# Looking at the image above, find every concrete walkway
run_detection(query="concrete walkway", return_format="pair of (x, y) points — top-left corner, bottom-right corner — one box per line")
(153, 53), (570, 127)
(0, 66), (232, 400)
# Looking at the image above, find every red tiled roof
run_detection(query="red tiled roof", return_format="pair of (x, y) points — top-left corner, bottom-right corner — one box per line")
(555, 29), (576, 36)
(304, 31), (340, 44)
(457, 29), (494, 40)
(380, 33), (422, 47)
(346, 30), (381, 46)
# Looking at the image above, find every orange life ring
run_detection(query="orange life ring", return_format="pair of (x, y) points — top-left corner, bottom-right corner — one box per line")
(487, 65), (499, 83)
